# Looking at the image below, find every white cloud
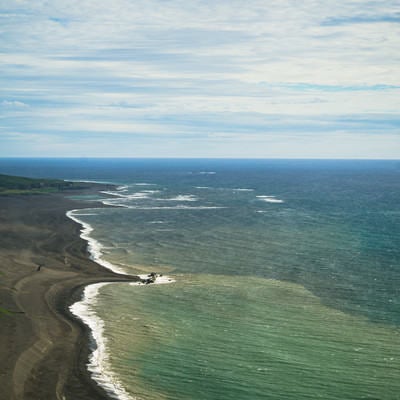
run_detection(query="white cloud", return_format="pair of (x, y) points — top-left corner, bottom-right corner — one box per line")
(1, 100), (29, 108)
(0, 0), (399, 157)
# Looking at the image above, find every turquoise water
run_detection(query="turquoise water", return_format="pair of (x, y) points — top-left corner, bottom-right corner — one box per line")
(1, 159), (400, 399)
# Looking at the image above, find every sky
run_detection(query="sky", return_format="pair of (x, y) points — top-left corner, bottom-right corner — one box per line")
(1, 0), (399, 158)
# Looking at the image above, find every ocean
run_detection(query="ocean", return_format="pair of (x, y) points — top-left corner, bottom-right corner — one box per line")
(1, 158), (400, 399)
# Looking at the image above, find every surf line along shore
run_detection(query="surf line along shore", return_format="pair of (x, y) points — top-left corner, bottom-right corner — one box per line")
(0, 184), (140, 400)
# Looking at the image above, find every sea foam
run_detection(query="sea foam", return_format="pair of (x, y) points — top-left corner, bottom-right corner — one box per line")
(99, 190), (161, 208)
(67, 208), (175, 400)
(121, 205), (224, 210)
(102, 190), (160, 200)
(67, 179), (116, 185)
(70, 283), (133, 400)
(100, 191), (127, 198)
(66, 210), (127, 275)
(256, 195), (284, 203)
(159, 195), (198, 202)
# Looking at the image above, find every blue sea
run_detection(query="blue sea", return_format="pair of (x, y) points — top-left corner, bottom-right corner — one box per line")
(1, 158), (400, 399)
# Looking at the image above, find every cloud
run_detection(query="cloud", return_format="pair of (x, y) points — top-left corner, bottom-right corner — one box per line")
(0, 0), (399, 158)
(1, 100), (29, 108)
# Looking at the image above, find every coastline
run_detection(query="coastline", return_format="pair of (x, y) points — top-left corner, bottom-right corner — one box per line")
(0, 187), (139, 400)
(69, 282), (133, 400)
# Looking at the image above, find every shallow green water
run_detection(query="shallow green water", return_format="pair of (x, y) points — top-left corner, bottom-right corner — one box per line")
(95, 275), (400, 400)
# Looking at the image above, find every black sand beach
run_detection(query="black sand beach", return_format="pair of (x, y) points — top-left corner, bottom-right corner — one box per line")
(0, 189), (138, 400)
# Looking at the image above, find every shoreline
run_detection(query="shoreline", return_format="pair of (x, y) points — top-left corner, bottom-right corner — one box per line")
(69, 282), (132, 400)
(66, 209), (130, 275)
(0, 186), (139, 400)
(66, 204), (135, 400)
(67, 205), (176, 400)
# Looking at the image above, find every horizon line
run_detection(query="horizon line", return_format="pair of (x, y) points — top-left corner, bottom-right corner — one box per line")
(0, 156), (399, 161)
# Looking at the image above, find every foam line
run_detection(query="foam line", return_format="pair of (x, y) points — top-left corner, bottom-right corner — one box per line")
(70, 283), (134, 400)
(122, 205), (224, 210)
(256, 195), (284, 203)
(67, 206), (175, 400)
(66, 210), (127, 274)
(157, 195), (198, 202)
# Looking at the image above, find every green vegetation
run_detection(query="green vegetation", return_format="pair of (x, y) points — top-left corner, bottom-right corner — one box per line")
(0, 306), (11, 316)
(0, 272), (10, 316)
(0, 174), (90, 195)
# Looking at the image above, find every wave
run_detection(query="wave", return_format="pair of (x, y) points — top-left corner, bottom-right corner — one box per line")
(195, 186), (253, 192)
(100, 191), (127, 198)
(66, 210), (127, 275)
(102, 190), (160, 199)
(99, 191), (162, 208)
(100, 200), (131, 208)
(124, 192), (159, 199)
(158, 195), (198, 202)
(67, 208), (176, 400)
(69, 283), (133, 400)
(188, 171), (216, 175)
(121, 205), (225, 210)
(99, 184), (131, 198)
(256, 195), (284, 203)
(67, 179), (116, 185)
(260, 198), (284, 203)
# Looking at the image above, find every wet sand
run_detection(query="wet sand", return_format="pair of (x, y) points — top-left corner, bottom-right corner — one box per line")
(0, 189), (138, 400)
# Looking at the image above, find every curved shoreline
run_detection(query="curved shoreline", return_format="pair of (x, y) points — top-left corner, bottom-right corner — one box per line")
(66, 209), (129, 275)
(66, 208), (133, 400)
(69, 282), (132, 400)
(0, 189), (139, 400)
(67, 205), (176, 400)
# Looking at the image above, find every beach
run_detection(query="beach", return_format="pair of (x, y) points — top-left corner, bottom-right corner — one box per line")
(0, 188), (138, 400)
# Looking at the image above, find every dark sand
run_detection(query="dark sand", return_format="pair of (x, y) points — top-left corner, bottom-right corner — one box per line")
(0, 189), (138, 400)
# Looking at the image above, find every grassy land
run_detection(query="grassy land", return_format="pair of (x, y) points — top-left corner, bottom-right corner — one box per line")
(0, 174), (90, 195)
